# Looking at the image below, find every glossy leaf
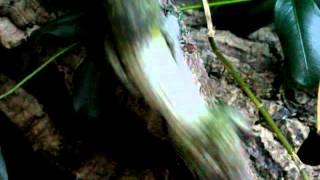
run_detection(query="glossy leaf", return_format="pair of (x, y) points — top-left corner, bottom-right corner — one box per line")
(72, 59), (104, 119)
(275, 0), (320, 88)
(31, 12), (84, 41)
(72, 55), (115, 120)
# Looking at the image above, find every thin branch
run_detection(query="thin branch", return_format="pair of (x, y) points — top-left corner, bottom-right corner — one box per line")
(0, 42), (79, 100)
(178, 0), (251, 11)
(200, 0), (309, 179)
(208, 36), (310, 180)
(201, 0), (215, 37)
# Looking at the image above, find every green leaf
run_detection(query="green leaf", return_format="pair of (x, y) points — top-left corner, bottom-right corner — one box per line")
(72, 59), (111, 120)
(275, 0), (320, 88)
(31, 12), (84, 40)
(72, 60), (102, 119)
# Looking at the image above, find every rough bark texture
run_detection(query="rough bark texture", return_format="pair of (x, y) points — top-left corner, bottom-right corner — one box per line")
(183, 9), (320, 179)
(0, 0), (54, 48)
(0, 0), (320, 179)
(0, 74), (63, 154)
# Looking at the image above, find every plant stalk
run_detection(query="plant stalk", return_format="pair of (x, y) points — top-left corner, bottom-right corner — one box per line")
(208, 29), (309, 180)
(178, 0), (251, 11)
(0, 42), (79, 100)
(200, 0), (309, 179)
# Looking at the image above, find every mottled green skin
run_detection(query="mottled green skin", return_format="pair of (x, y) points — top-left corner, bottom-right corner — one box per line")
(103, 1), (252, 179)
(172, 106), (251, 180)
(104, 0), (161, 44)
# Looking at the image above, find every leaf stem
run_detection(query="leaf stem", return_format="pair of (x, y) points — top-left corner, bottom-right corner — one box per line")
(208, 18), (309, 180)
(200, 0), (309, 179)
(210, 39), (292, 150)
(178, 0), (251, 11)
(0, 42), (79, 100)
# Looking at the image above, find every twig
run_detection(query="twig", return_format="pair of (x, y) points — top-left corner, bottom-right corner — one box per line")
(200, 0), (309, 179)
(201, 0), (215, 37)
(178, 0), (251, 11)
(0, 42), (79, 100)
